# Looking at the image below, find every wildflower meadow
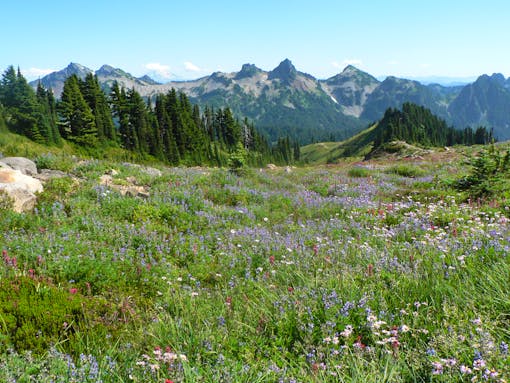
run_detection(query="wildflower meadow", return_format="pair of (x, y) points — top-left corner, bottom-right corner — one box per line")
(0, 147), (509, 382)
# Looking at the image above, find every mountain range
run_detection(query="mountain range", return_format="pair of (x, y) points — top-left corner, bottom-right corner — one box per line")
(29, 60), (510, 142)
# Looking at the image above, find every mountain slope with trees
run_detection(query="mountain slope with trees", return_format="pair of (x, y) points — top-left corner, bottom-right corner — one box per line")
(28, 60), (510, 143)
(302, 103), (493, 163)
(1, 66), (298, 167)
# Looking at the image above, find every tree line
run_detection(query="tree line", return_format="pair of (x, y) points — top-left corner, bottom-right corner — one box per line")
(0, 66), (299, 166)
(373, 102), (493, 148)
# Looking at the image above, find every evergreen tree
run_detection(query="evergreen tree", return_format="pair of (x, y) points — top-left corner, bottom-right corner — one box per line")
(58, 74), (98, 146)
(80, 74), (116, 141)
(0, 66), (52, 143)
(154, 94), (180, 164)
(110, 81), (130, 147)
(0, 103), (6, 132)
(125, 88), (149, 153)
(222, 107), (241, 148)
(36, 82), (61, 145)
(293, 141), (301, 162)
(372, 103), (492, 154)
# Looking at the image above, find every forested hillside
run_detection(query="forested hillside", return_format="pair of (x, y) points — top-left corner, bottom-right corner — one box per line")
(301, 103), (493, 163)
(373, 103), (493, 149)
(0, 67), (298, 166)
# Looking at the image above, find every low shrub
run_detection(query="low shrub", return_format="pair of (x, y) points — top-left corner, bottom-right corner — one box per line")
(0, 275), (86, 353)
(386, 164), (427, 178)
(455, 145), (510, 199)
(347, 166), (372, 178)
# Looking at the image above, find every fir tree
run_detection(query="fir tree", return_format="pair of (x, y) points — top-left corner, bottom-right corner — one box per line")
(80, 74), (116, 141)
(0, 66), (50, 143)
(58, 74), (98, 146)
(36, 82), (61, 145)
(154, 94), (180, 164)
(125, 88), (148, 153)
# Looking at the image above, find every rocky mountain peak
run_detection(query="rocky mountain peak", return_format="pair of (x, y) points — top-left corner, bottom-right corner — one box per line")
(342, 64), (360, 73)
(96, 64), (117, 76)
(67, 62), (90, 71)
(235, 63), (262, 80)
(64, 62), (92, 77)
(489, 73), (506, 85)
(95, 65), (135, 80)
(326, 65), (379, 87)
(138, 75), (160, 85)
(268, 59), (297, 82)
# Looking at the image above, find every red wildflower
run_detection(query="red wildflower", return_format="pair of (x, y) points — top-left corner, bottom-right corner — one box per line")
(69, 287), (78, 294)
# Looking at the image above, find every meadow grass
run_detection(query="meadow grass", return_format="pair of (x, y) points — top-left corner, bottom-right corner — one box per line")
(0, 151), (509, 382)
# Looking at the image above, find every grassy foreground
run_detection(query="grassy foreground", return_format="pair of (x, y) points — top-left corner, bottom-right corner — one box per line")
(0, 148), (509, 382)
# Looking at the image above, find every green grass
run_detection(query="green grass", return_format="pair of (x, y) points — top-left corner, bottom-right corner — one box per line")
(301, 124), (379, 164)
(385, 164), (428, 178)
(0, 143), (509, 382)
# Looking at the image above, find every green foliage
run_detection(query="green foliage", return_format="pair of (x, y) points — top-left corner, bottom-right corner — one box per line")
(347, 166), (372, 177)
(0, 103), (7, 132)
(58, 75), (98, 146)
(1, 64), (294, 168)
(373, 103), (492, 152)
(385, 164), (427, 178)
(227, 141), (247, 174)
(0, 152), (509, 381)
(36, 177), (76, 205)
(0, 275), (86, 353)
(0, 189), (14, 210)
(455, 144), (510, 199)
(34, 153), (75, 172)
(0, 66), (60, 145)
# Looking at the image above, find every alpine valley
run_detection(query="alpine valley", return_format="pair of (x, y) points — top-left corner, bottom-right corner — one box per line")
(30, 59), (510, 143)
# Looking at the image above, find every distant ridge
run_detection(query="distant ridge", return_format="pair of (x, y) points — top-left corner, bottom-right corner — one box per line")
(29, 60), (510, 142)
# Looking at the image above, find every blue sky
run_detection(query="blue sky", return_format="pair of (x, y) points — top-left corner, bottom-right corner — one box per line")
(1, 0), (509, 81)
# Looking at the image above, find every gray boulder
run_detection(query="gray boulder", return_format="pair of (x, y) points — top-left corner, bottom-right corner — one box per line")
(0, 157), (38, 176)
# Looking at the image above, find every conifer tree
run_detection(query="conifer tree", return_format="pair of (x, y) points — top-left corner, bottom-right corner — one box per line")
(80, 74), (116, 141)
(155, 94), (180, 164)
(0, 103), (6, 132)
(110, 81), (130, 147)
(125, 88), (149, 153)
(36, 82), (61, 145)
(0, 66), (51, 143)
(58, 74), (98, 146)
(222, 107), (241, 148)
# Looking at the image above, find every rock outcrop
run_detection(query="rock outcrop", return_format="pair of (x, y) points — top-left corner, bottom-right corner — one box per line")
(0, 157), (38, 176)
(0, 167), (43, 212)
(99, 174), (150, 198)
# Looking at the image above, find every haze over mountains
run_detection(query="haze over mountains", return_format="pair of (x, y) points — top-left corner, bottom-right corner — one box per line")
(30, 59), (510, 142)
